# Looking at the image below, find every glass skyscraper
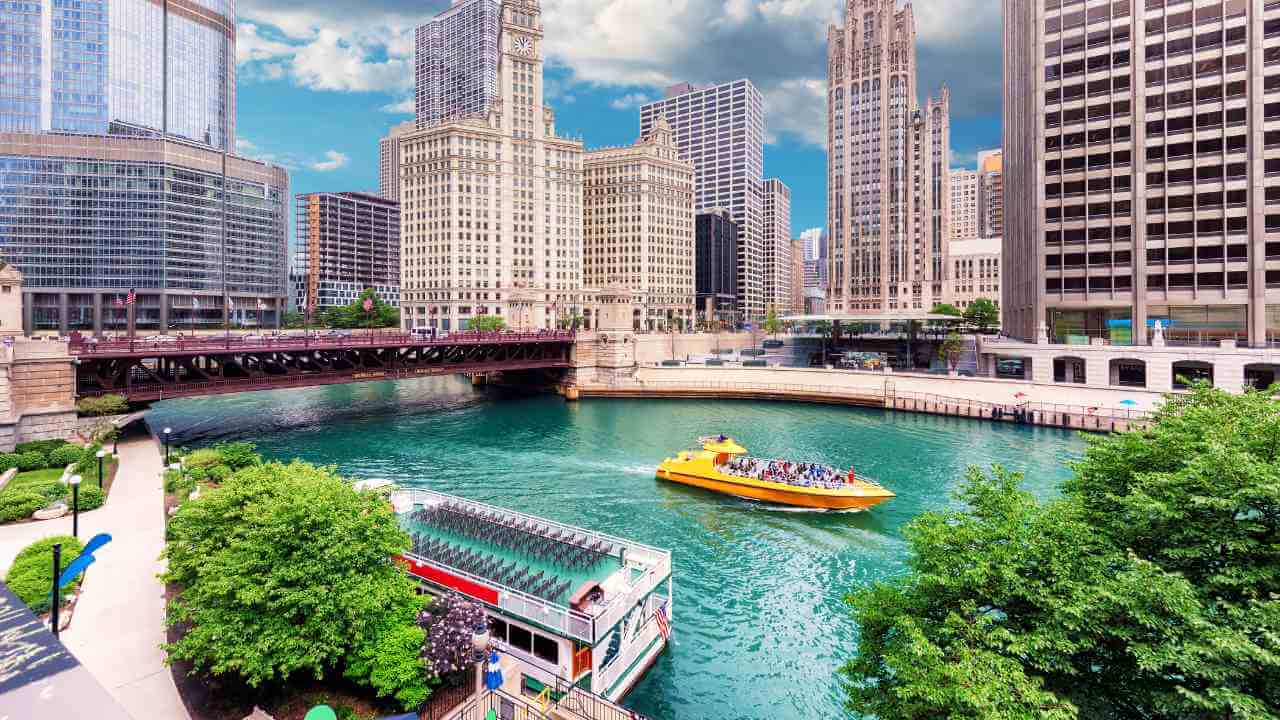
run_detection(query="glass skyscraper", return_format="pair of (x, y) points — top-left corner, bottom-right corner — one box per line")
(414, 0), (502, 129)
(0, 0), (286, 335)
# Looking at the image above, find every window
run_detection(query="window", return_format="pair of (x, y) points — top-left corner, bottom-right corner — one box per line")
(508, 624), (533, 654)
(533, 635), (560, 665)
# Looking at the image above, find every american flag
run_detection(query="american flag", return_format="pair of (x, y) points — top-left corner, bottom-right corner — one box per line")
(653, 601), (671, 641)
(126, 289), (136, 306)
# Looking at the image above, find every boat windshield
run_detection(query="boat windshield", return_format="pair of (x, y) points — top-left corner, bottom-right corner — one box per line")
(718, 456), (874, 490)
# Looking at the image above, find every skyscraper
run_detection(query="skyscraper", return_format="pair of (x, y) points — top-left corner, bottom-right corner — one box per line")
(414, 0), (503, 129)
(1003, 0), (1270, 345)
(0, 0), (236, 149)
(399, 0), (585, 332)
(640, 80), (766, 320)
(977, 149), (1003, 238)
(827, 0), (952, 313)
(295, 192), (402, 310)
(761, 178), (792, 317)
(951, 169), (981, 241)
(799, 227), (825, 263)
(379, 121), (416, 201)
(0, 0), (288, 335)
(584, 117), (696, 331)
(695, 209), (739, 324)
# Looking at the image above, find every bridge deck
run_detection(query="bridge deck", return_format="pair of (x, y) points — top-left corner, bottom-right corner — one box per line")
(69, 330), (573, 358)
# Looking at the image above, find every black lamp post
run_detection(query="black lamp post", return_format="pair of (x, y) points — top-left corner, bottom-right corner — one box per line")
(51, 543), (62, 637)
(112, 429), (119, 455)
(162, 427), (172, 465)
(69, 474), (82, 538)
(95, 449), (106, 489)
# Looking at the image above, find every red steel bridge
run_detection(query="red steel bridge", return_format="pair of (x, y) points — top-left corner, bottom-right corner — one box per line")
(70, 331), (576, 402)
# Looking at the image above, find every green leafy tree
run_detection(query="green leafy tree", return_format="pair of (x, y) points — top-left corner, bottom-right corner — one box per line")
(930, 302), (963, 317)
(469, 315), (506, 332)
(282, 310), (307, 329)
(321, 289), (399, 329)
(76, 394), (129, 417)
(963, 297), (1000, 333)
(937, 331), (965, 370)
(763, 305), (782, 337)
(843, 384), (1280, 720)
(163, 460), (428, 704)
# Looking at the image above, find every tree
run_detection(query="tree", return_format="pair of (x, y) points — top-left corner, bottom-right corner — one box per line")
(321, 289), (399, 329)
(963, 297), (999, 334)
(930, 303), (963, 318)
(842, 385), (1280, 720)
(163, 460), (429, 705)
(282, 311), (307, 329)
(470, 315), (506, 332)
(419, 593), (488, 688)
(763, 304), (782, 337)
(937, 331), (965, 371)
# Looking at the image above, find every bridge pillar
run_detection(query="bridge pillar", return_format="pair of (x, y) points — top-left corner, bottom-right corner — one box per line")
(0, 340), (77, 450)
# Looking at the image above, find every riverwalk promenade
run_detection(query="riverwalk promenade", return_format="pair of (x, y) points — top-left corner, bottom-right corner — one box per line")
(0, 437), (189, 720)
(577, 365), (1163, 432)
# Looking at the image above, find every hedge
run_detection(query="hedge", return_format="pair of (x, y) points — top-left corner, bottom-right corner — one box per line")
(0, 492), (47, 522)
(15, 440), (68, 456)
(74, 486), (105, 511)
(16, 452), (46, 472)
(5, 535), (84, 613)
(76, 395), (128, 418)
(49, 445), (83, 468)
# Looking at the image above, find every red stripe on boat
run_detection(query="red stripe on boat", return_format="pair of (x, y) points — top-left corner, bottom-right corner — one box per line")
(396, 555), (500, 605)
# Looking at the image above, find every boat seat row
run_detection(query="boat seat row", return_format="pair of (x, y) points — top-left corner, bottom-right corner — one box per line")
(411, 505), (614, 571)
(409, 533), (574, 604)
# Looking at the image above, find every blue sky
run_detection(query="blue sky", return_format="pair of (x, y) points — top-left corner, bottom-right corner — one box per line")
(234, 0), (1002, 240)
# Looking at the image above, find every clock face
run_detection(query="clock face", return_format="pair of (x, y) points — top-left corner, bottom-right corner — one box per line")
(513, 35), (533, 56)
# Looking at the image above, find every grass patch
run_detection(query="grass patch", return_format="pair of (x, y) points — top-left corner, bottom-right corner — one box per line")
(7, 468), (64, 491)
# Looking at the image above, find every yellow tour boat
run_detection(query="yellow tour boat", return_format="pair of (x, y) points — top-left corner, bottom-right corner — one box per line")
(655, 436), (895, 511)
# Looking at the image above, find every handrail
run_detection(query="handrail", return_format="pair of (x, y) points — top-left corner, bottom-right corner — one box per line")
(67, 330), (576, 355)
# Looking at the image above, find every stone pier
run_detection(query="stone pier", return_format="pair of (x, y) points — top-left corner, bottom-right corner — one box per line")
(0, 339), (78, 450)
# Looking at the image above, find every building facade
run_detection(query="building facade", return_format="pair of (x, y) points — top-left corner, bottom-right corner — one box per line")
(583, 118), (695, 331)
(951, 169), (981, 241)
(695, 209), (739, 324)
(827, 0), (953, 314)
(400, 0), (585, 332)
(640, 80), (766, 320)
(799, 227), (825, 263)
(947, 237), (1002, 310)
(379, 121), (416, 201)
(0, 0), (288, 334)
(790, 239), (806, 315)
(1003, 0), (1274, 346)
(0, 0), (236, 149)
(761, 178), (793, 317)
(977, 148), (1004, 238)
(0, 134), (288, 334)
(414, 0), (503, 129)
(295, 192), (401, 311)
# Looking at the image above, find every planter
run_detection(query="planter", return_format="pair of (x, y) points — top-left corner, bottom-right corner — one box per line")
(33, 502), (68, 521)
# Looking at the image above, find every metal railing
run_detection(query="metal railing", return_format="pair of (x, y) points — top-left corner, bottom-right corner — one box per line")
(394, 488), (671, 645)
(67, 330), (575, 355)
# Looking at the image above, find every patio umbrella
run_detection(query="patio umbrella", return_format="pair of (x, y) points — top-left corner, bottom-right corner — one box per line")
(1119, 399), (1139, 406)
(485, 650), (504, 691)
(1013, 392), (1028, 398)
(304, 707), (337, 720)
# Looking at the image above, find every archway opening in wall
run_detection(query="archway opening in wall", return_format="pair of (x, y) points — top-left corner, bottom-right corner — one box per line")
(1172, 360), (1214, 389)
(1109, 358), (1147, 388)
(1053, 356), (1087, 384)
(1244, 363), (1280, 391)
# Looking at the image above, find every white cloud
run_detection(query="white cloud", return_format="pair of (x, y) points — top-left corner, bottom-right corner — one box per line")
(381, 96), (415, 114)
(609, 92), (652, 110)
(311, 150), (350, 172)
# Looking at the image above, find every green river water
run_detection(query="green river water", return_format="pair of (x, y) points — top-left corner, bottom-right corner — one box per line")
(146, 376), (1086, 720)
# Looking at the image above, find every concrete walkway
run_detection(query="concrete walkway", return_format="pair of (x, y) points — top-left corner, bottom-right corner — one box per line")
(0, 436), (190, 720)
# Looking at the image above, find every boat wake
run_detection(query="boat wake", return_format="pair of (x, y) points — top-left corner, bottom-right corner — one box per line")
(755, 504), (867, 514)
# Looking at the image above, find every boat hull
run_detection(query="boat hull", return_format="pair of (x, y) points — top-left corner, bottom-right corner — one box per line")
(655, 466), (893, 511)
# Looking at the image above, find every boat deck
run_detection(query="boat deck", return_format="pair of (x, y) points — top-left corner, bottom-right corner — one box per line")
(401, 500), (624, 608)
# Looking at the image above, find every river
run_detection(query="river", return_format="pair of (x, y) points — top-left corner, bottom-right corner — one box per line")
(147, 376), (1085, 720)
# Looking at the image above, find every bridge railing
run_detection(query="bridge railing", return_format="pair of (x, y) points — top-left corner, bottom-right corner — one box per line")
(68, 330), (575, 355)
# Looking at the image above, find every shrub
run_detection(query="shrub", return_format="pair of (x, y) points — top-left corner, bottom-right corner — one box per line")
(73, 485), (105, 511)
(207, 465), (231, 483)
(16, 452), (46, 472)
(49, 445), (83, 468)
(0, 453), (21, 472)
(15, 439), (67, 456)
(76, 394), (129, 417)
(0, 491), (48, 522)
(213, 442), (260, 470)
(183, 448), (223, 470)
(25, 481), (68, 504)
(5, 535), (84, 613)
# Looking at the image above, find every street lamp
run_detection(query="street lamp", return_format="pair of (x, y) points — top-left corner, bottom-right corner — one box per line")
(162, 427), (172, 465)
(95, 449), (106, 489)
(69, 474), (81, 539)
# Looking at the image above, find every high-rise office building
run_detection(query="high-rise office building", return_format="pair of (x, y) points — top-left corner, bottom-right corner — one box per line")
(799, 227), (825, 263)
(977, 149), (1004, 238)
(790, 239), (806, 315)
(761, 178), (793, 317)
(400, 0), (585, 332)
(1003, 0), (1273, 345)
(695, 209), (739, 323)
(295, 192), (402, 310)
(379, 121), (416, 201)
(951, 169), (981, 241)
(0, 0), (289, 335)
(414, 0), (503, 129)
(640, 79), (766, 320)
(584, 117), (696, 330)
(827, 0), (952, 313)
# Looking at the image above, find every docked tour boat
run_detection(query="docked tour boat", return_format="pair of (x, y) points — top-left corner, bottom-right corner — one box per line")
(655, 436), (895, 511)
